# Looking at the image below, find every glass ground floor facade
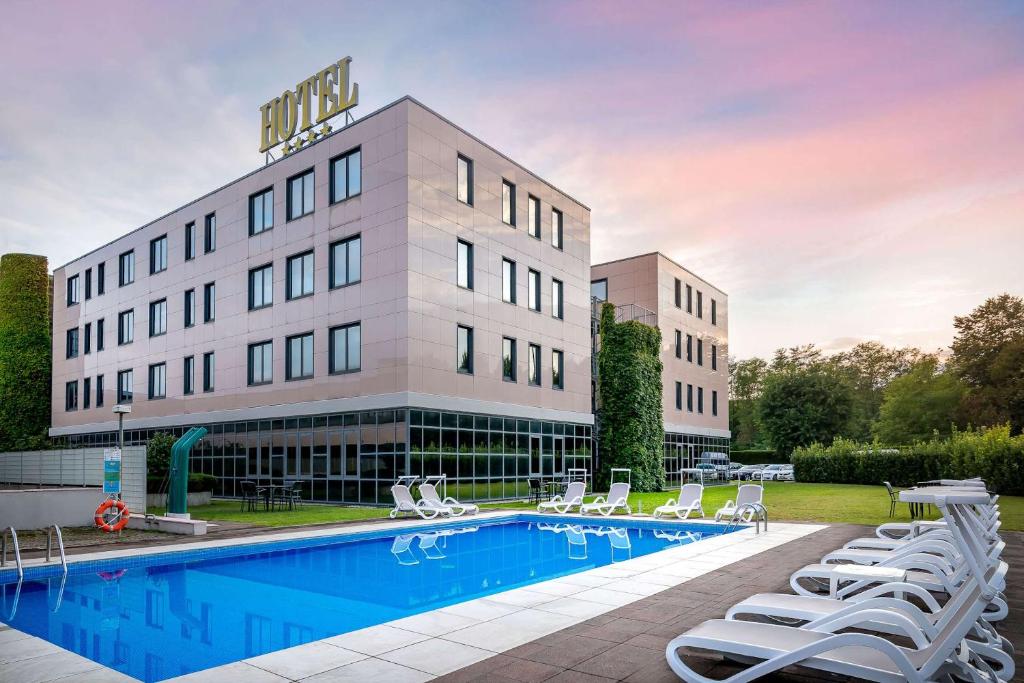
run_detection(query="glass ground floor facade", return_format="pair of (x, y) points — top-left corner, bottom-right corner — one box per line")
(663, 431), (731, 488)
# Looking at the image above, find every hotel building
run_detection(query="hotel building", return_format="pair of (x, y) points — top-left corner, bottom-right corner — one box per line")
(591, 253), (729, 484)
(50, 97), (594, 504)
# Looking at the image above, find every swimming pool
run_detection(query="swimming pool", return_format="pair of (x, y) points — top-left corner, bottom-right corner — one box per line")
(0, 515), (736, 681)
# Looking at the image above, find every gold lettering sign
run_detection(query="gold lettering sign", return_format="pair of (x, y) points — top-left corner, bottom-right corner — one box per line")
(259, 57), (359, 154)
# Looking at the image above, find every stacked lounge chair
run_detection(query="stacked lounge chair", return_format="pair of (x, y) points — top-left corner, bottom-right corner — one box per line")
(666, 479), (1015, 682)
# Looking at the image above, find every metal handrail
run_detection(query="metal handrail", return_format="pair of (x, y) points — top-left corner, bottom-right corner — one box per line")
(1, 527), (23, 579)
(725, 502), (769, 534)
(46, 525), (67, 572)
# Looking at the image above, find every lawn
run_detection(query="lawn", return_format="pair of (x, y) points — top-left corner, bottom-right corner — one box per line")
(178, 500), (390, 527)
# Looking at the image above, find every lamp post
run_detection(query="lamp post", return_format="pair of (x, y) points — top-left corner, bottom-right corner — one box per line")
(113, 404), (131, 451)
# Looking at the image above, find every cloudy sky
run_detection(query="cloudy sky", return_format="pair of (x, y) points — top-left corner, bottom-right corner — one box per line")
(1, 1), (1022, 359)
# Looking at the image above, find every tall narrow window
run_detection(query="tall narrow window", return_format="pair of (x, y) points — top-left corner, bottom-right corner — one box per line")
(97, 262), (105, 295)
(591, 279), (607, 302)
(184, 289), (196, 327)
(286, 332), (314, 380)
(456, 325), (473, 374)
(686, 284), (693, 313)
(148, 363), (166, 400)
(686, 334), (693, 362)
(711, 344), (718, 371)
(118, 309), (134, 345)
(65, 381), (78, 411)
(249, 187), (274, 235)
(95, 374), (104, 407)
(551, 208), (563, 250)
(65, 328), (79, 358)
(528, 343), (541, 386)
(698, 386), (704, 414)
(84, 322), (92, 354)
(711, 299), (717, 326)
(185, 222), (196, 260)
(119, 250), (135, 286)
(456, 155), (473, 205)
(202, 352), (214, 392)
(248, 264), (273, 310)
(203, 282), (215, 322)
(329, 322), (361, 374)
(287, 169), (315, 220)
(697, 291), (703, 319)
(552, 278), (564, 319)
(84, 268), (92, 300)
(502, 337), (517, 382)
(674, 278), (681, 308)
(687, 384), (694, 412)
(248, 341), (273, 385)
(528, 269), (540, 312)
(712, 390), (719, 416)
(502, 179), (516, 225)
(204, 213), (217, 253)
(148, 299), (167, 337)
(675, 330), (682, 358)
(83, 377), (91, 409)
(457, 240), (473, 289)
(329, 234), (361, 288)
(528, 195), (540, 238)
(66, 274), (80, 306)
(675, 381), (683, 410)
(330, 148), (361, 203)
(117, 369), (134, 404)
(697, 338), (703, 366)
(552, 349), (564, 390)
(286, 251), (314, 299)
(96, 318), (105, 351)
(502, 258), (516, 304)
(183, 356), (194, 395)
(150, 235), (168, 274)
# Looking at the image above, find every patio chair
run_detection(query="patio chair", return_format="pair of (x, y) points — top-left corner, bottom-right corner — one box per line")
(275, 480), (303, 511)
(389, 483), (449, 519)
(419, 482), (479, 516)
(528, 478), (543, 505)
(537, 481), (586, 514)
(653, 483), (704, 520)
(581, 481), (631, 516)
(883, 481), (901, 518)
(714, 483), (763, 522)
(239, 480), (265, 512)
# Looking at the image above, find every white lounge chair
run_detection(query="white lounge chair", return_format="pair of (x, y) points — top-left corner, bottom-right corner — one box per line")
(418, 482), (479, 516)
(389, 483), (449, 519)
(581, 481), (632, 516)
(714, 483), (763, 522)
(538, 481), (586, 514)
(654, 483), (704, 520)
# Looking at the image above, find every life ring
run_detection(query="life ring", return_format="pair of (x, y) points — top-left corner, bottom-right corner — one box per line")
(95, 499), (130, 532)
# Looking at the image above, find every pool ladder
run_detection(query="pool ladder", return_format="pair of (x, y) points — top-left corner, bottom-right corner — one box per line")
(725, 503), (768, 534)
(1, 525), (68, 580)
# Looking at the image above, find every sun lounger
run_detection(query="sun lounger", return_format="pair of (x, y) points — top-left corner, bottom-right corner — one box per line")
(389, 483), (450, 519)
(580, 481), (631, 516)
(418, 482), (479, 516)
(538, 481), (586, 514)
(714, 483), (763, 522)
(653, 483), (704, 520)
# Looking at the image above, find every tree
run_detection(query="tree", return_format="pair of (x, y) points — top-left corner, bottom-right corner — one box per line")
(830, 342), (926, 440)
(0, 253), (51, 451)
(147, 432), (176, 478)
(873, 356), (965, 444)
(989, 339), (1024, 435)
(729, 357), (768, 448)
(758, 367), (853, 456)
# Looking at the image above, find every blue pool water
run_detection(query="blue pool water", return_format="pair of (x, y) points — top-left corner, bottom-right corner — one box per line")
(0, 515), (734, 681)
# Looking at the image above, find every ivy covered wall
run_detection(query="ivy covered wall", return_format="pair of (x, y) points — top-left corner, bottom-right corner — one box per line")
(0, 253), (52, 450)
(596, 302), (665, 492)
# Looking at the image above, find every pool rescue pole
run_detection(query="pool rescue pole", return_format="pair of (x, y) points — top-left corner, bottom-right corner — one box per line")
(167, 427), (208, 519)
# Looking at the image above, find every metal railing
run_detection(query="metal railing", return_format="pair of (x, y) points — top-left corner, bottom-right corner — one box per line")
(1, 527), (22, 579)
(46, 525), (67, 572)
(725, 502), (769, 534)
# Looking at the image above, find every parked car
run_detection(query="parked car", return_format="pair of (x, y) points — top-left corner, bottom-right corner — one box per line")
(728, 463), (743, 478)
(733, 464), (765, 481)
(761, 464), (795, 481)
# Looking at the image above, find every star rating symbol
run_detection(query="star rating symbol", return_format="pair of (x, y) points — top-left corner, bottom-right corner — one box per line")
(280, 141), (292, 155)
(319, 123), (332, 137)
(306, 130), (318, 145)
(293, 136), (306, 150)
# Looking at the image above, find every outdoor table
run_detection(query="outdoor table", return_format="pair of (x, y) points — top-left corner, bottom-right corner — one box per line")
(544, 480), (563, 499)
(262, 484), (287, 511)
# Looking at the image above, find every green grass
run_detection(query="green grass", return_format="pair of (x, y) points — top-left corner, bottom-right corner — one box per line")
(175, 500), (390, 527)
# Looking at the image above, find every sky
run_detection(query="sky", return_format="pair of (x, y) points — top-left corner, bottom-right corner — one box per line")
(1, 1), (1022, 360)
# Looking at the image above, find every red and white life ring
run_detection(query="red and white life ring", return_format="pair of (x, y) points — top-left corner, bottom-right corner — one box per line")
(95, 499), (130, 532)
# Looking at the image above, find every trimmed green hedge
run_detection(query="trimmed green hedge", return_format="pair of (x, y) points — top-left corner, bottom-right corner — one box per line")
(730, 449), (791, 465)
(792, 426), (1024, 495)
(147, 473), (217, 494)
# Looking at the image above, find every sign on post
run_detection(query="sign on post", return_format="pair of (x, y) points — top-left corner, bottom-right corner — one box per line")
(103, 448), (122, 495)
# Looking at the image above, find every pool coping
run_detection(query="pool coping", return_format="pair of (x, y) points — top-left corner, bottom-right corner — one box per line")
(0, 514), (826, 682)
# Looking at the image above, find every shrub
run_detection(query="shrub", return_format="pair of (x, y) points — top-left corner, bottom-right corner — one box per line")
(730, 449), (790, 465)
(792, 425), (1024, 494)
(147, 432), (176, 478)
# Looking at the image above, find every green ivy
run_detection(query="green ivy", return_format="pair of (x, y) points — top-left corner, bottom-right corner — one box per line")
(0, 254), (51, 451)
(596, 302), (664, 492)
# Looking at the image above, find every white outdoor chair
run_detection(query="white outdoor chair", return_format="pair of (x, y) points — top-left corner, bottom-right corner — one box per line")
(654, 483), (704, 520)
(581, 481), (632, 516)
(419, 482), (479, 516)
(538, 481), (586, 514)
(714, 483), (763, 522)
(389, 483), (449, 519)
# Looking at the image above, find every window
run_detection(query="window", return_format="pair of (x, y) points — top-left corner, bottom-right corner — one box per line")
(97, 262), (105, 295)
(84, 323), (92, 354)
(502, 258), (517, 304)
(502, 337), (517, 382)
(286, 332), (314, 380)
(119, 250), (135, 286)
(248, 264), (273, 310)
(674, 330), (682, 359)
(697, 290), (703, 319)
(117, 369), (134, 404)
(502, 179), (516, 225)
(528, 195), (540, 239)
(551, 208), (563, 249)
(674, 278), (681, 308)
(149, 299), (167, 337)
(686, 284), (693, 314)
(149, 235), (167, 274)
(185, 222), (196, 260)
(675, 381), (683, 410)
(288, 169), (315, 220)
(456, 155), (473, 205)
(148, 363), (166, 400)
(686, 334), (693, 362)
(528, 269), (541, 312)
(118, 309), (134, 345)
(66, 274), (80, 306)
(83, 377), (91, 409)
(248, 341), (273, 385)
(329, 322), (361, 374)
(249, 187), (274, 235)
(204, 213), (216, 253)
(687, 384), (693, 412)
(456, 325), (473, 374)
(698, 386), (704, 414)
(96, 318), (104, 351)
(329, 234), (361, 288)
(184, 289), (196, 327)
(552, 279), (564, 319)
(286, 251), (314, 299)
(65, 381), (78, 411)
(711, 299), (717, 326)
(330, 148), (361, 203)
(456, 240), (473, 289)
(203, 283), (215, 322)
(183, 356), (194, 395)
(528, 343), (541, 386)
(65, 328), (79, 358)
(712, 390), (719, 416)
(697, 338), (704, 366)
(552, 349), (564, 390)
(711, 344), (718, 371)
(202, 352), (214, 392)
(96, 374), (104, 407)
(591, 279), (607, 302)
(84, 268), (92, 300)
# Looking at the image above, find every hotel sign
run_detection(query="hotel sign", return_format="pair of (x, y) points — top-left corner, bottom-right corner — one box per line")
(259, 57), (359, 155)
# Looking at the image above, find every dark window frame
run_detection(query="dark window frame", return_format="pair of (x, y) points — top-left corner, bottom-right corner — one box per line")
(697, 290), (703, 319)
(287, 168), (315, 221)
(285, 332), (314, 381)
(184, 289), (196, 328)
(84, 268), (92, 300)
(527, 194), (541, 239)
(248, 263), (274, 310)
(502, 179), (516, 226)
(149, 234), (168, 275)
(96, 318), (105, 351)
(502, 258), (517, 304)
(674, 278), (681, 308)
(551, 207), (563, 250)
(185, 222), (196, 260)
(65, 328), (79, 359)
(329, 234), (362, 289)
(502, 336), (517, 382)
(204, 213), (217, 253)
(528, 268), (541, 312)
(65, 380), (78, 411)
(456, 154), (474, 206)
(456, 239), (474, 290)
(329, 322), (361, 375)
(203, 282), (215, 323)
(330, 147), (362, 204)
(711, 344), (718, 371)
(96, 262), (105, 295)
(711, 298), (717, 326)
(675, 381), (683, 410)
(248, 187), (275, 236)
(118, 309), (134, 346)
(286, 250), (315, 300)
(552, 348), (564, 390)
(552, 278), (564, 320)
(590, 278), (607, 302)
(95, 374), (104, 407)
(202, 352), (214, 392)
(148, 298), (167, 338)
(456, 325), (474, 375)
(118, 250), (135, 287)
(687, 383), (694, 412)
(183, 356), (195, 395)
(117, 369), (134, 404)
(247, 340), (274, 386)
(148, 362), (167, 400)
(528, 343), (541, 386)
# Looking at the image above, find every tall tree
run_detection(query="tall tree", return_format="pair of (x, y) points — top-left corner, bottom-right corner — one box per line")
(729, 357), (768, 448)
(873, 356), (965, 444)
(830, 342), (926, 440)
(758, 367), (854, 456)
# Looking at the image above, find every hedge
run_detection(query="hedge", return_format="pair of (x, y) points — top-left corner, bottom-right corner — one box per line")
(730, 449), (791, 465)
(147, 473), (217, 494)
(792, 426), (1024, 495)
